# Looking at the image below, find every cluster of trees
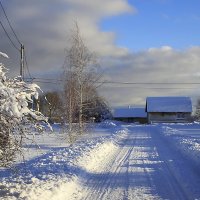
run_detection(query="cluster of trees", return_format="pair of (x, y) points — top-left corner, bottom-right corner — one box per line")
(39, 23), (111, 128)
(0, 23), (111, 166)
(60, 23), (111, 136)
(61, 23), (105, 134)
(38, 90), (111, 125)
(38, 91), (62, 123)
(34, 23), (111, 141)
(37, 23), (111, 131)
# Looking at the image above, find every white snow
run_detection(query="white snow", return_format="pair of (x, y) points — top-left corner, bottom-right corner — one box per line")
(0, 52), (9, 58)
(146, 96), (192, 112)
(113, 107), (147, 118)
(1, 121), (200, 199)
(160, 123), (200, 165)
(0, 63), (48, 123)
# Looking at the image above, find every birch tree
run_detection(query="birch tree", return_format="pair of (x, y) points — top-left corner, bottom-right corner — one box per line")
(62, 22), (101, 136)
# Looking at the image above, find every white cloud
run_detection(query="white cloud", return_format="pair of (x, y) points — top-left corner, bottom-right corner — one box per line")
(148, 46), (173, 53)
(63, 0), (134, 17)
(1, 0), (134, 78)
(100, 46), (200, 107)
(1, 1), (200, 107)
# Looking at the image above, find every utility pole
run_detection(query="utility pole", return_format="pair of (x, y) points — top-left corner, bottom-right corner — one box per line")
(20, 44), (24, 81)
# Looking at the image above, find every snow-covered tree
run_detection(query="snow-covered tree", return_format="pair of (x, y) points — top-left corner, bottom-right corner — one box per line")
(0, 53), (50, 167)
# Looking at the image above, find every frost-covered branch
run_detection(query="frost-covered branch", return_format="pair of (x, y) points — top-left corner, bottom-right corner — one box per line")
(0, 55), (51, 167)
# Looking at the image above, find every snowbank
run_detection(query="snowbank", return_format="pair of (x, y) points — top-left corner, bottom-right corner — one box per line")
(160, 123), (200, 165)
(0, 121), (128, 200)
(2, 121), (199, 199)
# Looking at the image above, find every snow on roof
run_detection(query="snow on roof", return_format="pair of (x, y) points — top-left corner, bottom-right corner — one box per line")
(146, 97), (192, 113)
(113, 107), (147, 118)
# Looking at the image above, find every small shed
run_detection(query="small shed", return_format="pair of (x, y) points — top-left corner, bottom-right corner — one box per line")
(113, 107), (147, 123)
(146, 96), (192, 123)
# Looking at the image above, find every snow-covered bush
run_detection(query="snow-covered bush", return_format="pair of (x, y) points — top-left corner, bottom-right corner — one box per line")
(0, 54), (50, 167)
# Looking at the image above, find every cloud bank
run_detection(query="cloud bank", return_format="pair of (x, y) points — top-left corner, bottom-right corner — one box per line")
(2, 0), (134, 74)
(101, 46), (200, 107)
(1, 1), (200, 107)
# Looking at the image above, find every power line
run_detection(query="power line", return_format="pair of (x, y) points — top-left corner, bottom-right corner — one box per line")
(25, 77), (200, 85)
(25, 80), (59, 85)
(0, 1), (34, 81)
(29, 77), (61, 81)
(0, 0), (22, 45)
(0, 0), (21, 51)
(24, 77), (200, 85)
(99, 81), (200, 85)
(0, 20), (20, 51)
(23, 77), (200, 90)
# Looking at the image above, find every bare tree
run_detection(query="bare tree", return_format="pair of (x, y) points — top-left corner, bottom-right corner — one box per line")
(62, 22), (102, 137)
(62, 71), (79, 131)
(39, 91), (62, 123)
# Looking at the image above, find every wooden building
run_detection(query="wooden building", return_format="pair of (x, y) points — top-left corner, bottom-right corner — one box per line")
(146, 97), (192, 123)
(113, 107), (147, 123)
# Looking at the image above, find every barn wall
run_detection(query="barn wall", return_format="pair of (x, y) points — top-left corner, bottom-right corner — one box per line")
(148, 112), (191, 123)
(114, 117), (147, 123)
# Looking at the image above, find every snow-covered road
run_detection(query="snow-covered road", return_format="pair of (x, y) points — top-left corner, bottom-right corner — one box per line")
(72, 125), (200, 200)
(1, 122), (200, 200)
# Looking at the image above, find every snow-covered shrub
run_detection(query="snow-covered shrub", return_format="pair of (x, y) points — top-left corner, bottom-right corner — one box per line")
(0, 54), (50, 167)
(100, 120), (117, 128)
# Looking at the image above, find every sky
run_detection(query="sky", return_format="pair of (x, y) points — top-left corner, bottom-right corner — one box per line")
(1, 0), (200, 108)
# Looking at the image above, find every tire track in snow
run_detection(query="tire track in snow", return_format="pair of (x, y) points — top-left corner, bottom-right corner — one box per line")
(79, 131), (132, 200)
(98, 144), (134, 199)
(67, 124), (200, 200)
(126, 127), (159, 200)
(74, 126), (160, 200)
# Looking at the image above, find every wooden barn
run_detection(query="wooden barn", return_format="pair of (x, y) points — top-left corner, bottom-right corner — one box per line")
(113, 107), (147, 123)
(146, 96), (192, 123)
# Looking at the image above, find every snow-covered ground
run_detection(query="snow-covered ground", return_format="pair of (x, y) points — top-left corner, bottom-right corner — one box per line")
(0, 121), (200, 200)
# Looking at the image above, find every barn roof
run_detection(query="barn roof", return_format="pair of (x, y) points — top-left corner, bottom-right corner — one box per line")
(113, 107), (147, 118)
(146, 97), (192, 113)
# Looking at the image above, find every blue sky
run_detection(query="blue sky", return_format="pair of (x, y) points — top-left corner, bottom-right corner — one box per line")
(101, 0), (200, 51)
(1, 0), (200, 107)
